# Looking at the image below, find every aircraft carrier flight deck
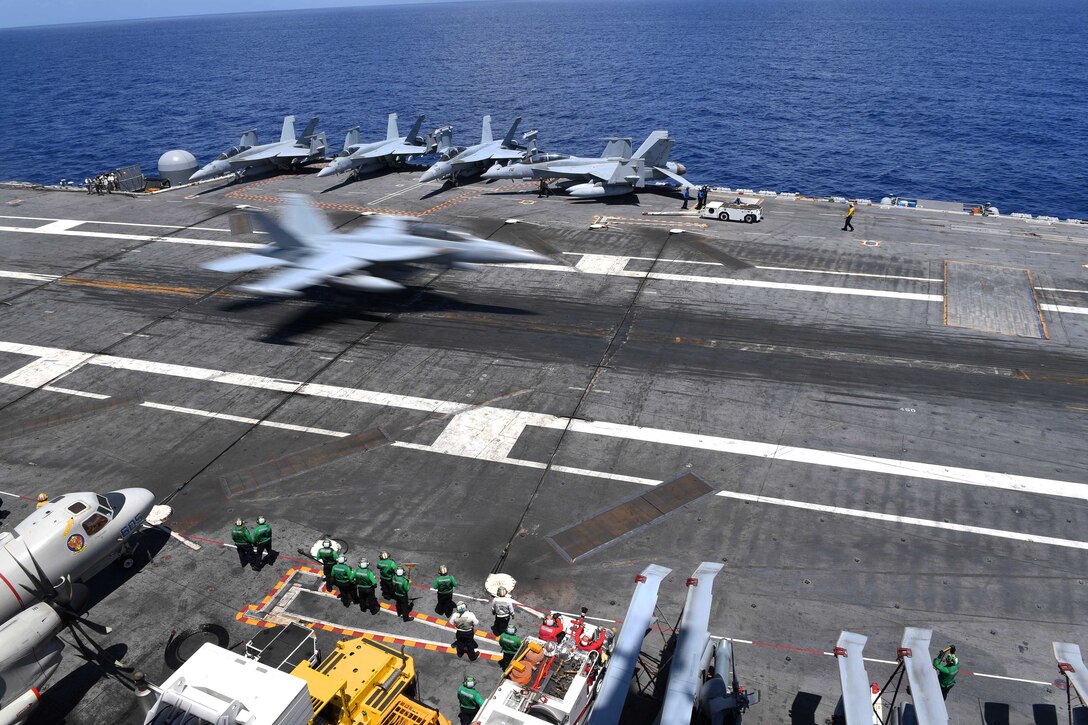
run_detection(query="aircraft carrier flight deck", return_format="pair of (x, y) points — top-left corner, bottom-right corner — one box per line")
(1, 168), (1086, 724)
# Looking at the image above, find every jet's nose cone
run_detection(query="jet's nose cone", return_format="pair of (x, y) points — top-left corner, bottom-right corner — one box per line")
(481, 163), (504, 180)
(317, 161), (340, 178)
(189, 160), (228, 182)
(420, 162), (450, 183)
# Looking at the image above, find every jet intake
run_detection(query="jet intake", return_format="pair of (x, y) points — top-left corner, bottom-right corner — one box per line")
(668, 161), (687, 175)
(568, 182), (633, 198)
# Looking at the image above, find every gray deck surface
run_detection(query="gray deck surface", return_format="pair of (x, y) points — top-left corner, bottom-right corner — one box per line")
(945, 261), (1047, 338)
(0, 167), (1087, 724)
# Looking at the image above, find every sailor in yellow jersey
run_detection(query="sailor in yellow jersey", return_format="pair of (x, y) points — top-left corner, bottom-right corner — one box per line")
(843, 202), (856, 232)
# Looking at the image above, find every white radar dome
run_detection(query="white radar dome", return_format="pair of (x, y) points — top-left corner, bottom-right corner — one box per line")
(158, 150), (198, 187)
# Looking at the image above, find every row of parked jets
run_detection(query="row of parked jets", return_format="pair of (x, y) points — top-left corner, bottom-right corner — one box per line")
(188, 113), (693, 198)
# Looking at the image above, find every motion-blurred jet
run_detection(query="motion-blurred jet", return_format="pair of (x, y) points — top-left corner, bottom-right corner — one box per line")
(189, 115), (328, 182)
(481, 130), (691, 197)
(419, 115), (530, 185)
(318, 113), (434, 178)
(203, 193), (549, 296)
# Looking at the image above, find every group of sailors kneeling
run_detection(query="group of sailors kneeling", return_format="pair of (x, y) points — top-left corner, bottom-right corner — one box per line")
(307, 537), (610, 669)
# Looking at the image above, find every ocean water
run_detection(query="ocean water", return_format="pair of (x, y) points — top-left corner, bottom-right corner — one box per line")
(0, 0), (1085, 219)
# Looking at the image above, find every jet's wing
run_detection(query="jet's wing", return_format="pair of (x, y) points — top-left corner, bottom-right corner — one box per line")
(236, 144), (294, 162)
(203, 253), (290, 274)
(239, 253), (368, 296)
(454, 144), (504, 164)
(654, 166), (695, 188)
(488, 147), (528, 161)
(279, 193), (333, 236)
(540, 161), (619, 182)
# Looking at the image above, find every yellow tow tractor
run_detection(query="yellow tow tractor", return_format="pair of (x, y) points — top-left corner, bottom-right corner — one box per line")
(141, 623), (451, 725)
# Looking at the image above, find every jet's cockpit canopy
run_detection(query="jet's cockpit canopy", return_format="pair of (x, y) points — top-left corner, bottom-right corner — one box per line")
(217, 145), (251, 160)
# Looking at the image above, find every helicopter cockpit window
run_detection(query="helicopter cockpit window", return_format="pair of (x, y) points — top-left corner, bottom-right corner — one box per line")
(83, 513), (109, 536)
(66, 501), (88, 514)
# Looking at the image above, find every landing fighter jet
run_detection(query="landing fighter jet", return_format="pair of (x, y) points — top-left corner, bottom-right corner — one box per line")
(482, 130), (692, 198)
(418, 115), (530, 185)
(0, 488), (155, 724)
(203, 193), (549, 296)
(189, 115), (328, 182)
(318, 113), (434, 179)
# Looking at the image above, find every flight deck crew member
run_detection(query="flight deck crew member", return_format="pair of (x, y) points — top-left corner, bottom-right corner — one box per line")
(315, 539), (337, 591)
(499, 625), (522, 670)
(36, 493), (50, 509)
(681, 186), (691, 210)
(456, 675), (485, 725)
(933, 645), (959, 700)
(843, 202), (856, 231)
(491, 586), (515, 635)
(354, 559), (380, 614)
(331, 555), (355, 606)
(433, 565), (458, 617)
(392, 567), (413, 621)
(252, 516), (273, 565)
(377, 551), (398, 600)
(538, 179), (550, 198)
(450, 602), (480, 660)
(231, 518), (255, 567)
(702, 186), (711, 208)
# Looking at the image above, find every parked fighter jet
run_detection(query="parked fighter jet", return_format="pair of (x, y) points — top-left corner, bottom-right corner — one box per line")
(203, 193), (549, 296)
(317, 113), (433, 179)
(481, 130), (692, 198)
(418, 115), (530, 185)
(189, 115), (328, 182)
(0, 488), (155, 724)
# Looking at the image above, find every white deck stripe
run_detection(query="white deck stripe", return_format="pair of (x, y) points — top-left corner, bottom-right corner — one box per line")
(0, 214), (235, 233)
(0, 270), (59, 282)
(16, 378), (1088, 552)
(0, 224), (260, 249)
(1042, 304), (1088, 315)
(0, 338), (1083, 502)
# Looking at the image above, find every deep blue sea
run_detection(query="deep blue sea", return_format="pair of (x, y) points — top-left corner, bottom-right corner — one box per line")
(1, 0), (1086, 218)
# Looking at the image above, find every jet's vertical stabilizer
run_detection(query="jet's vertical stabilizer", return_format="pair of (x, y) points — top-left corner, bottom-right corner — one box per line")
(501, 116), (522, 147)
(434, 126), (454, 154)
(658, 562), (724, 725)
(480, 115), (493, 144)
(239, 130), (258, 148)
(405, 114), (426, 145)
(297, 116), (320, 143)
(309, 132), (326, 156)
(601, 137), (633, 159)
(279, 115), (297, 143)
(587, 564), (672, 725)
(343, 127), (360, 150)
(634, 130), (674, 167)
(386, 113), (400, 141)
(523, 130), (539, 155)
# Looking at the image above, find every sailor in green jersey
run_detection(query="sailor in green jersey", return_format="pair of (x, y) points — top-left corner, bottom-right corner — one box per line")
(314, 539), (337, 591)
(252, 516), (273, 566)
(498, 624), (522, 670)
(433, 564), (458, 617)
(330, 555), (355, 606)
(456, 675), (485, 724)
(376, 551), (398, 600)
(230, 518), (254, 567)
(392, 566), (413, 621)
(354, 559), (380, 614)
(933, 644), (959, 700)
